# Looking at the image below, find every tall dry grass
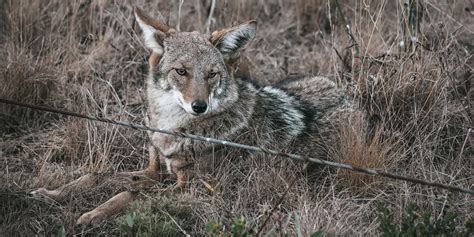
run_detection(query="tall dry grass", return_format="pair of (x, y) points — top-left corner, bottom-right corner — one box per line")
(0, 0), (472, 235)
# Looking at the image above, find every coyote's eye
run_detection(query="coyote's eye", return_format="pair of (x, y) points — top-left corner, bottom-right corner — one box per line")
(208, 72), (217, 78)
(175, 68), (187, 76)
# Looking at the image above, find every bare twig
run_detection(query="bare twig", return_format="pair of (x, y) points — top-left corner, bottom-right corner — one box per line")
(205, 0), (216, 34)
(458, 128), (471, 159)
(425, 1), (474, 33)
(335, 0), (360, 55)
(176, 0), (184, 31)
(162, 210), (191, 237)
(255, 177), (298, 236)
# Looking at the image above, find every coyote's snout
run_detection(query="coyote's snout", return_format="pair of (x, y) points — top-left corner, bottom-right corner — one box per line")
(32, 6), (352, 225)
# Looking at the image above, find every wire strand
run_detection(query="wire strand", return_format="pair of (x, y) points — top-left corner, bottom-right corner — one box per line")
(1, 98), (472, 195)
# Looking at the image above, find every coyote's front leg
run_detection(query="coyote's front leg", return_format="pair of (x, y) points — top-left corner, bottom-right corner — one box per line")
(75, 144), (194, 225)
(31, 173), (100, 200)
(31, 145), (167, 225)
(74, 145), (168, 225)
(31, 147), (164, 200)
(151, 133), (195, 188)
(76, 191), (136, 225)
(168, 157), (194, 189)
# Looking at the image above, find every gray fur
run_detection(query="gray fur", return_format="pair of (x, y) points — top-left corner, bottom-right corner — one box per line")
(135, 11), (351, 181)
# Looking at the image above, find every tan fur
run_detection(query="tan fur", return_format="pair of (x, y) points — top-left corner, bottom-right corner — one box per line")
(148, 52), (161, 68)
(209, 20), (257, 45)
(180, 73), (210, 104)
(76, 191), (136, 225)
(134, 6), (169, 33)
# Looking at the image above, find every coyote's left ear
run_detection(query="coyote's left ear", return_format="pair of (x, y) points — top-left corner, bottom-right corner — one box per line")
(134, 6), (171, 55)
(210, 20), (257, 60)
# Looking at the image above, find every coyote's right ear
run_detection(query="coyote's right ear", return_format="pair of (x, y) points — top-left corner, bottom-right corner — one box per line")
(134, 6), (170, 55)
(210, 20), (257, 60)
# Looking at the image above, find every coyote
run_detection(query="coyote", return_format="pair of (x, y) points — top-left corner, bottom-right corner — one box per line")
(31, 7), (351, 225)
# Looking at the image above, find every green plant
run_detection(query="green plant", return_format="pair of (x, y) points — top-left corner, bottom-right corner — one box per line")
(207, 214), (325, 237)
(310, 230), (324, 237)
(119, 212), (137, 234)
(377, 202), (473, 237)
(56, 225), (65, 237)
(117, 196), (197, 237)
(207, 216), (254, 237)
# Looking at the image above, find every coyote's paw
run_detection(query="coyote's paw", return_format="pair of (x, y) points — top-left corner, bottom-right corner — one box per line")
(76, 210), (106, 225)
(29, 188), (47, 197)
(30, 188), (60, 200)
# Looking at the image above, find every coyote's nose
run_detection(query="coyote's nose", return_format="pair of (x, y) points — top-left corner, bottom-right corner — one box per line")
(191, 100), (207, 114)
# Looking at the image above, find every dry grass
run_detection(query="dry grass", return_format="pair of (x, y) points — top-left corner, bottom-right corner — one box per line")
(0, 0), (472, 235)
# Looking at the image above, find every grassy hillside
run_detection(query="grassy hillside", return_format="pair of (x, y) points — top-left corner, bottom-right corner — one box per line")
(0, 0), (472, 235)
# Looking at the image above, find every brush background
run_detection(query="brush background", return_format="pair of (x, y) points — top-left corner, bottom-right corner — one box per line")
(0, 0), (472, 235)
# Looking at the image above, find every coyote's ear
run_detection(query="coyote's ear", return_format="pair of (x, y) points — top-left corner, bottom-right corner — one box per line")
(134, 6), (171, 55)
(210, 20), (257, 60)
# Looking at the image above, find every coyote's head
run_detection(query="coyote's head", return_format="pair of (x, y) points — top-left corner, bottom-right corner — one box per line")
(134, 7), (257, 116)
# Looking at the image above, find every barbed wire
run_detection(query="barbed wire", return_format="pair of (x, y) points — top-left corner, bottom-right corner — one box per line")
(1, 98), (472, 195)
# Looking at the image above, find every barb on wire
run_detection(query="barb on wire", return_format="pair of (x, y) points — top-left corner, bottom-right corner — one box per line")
(0, 98), (472, 195)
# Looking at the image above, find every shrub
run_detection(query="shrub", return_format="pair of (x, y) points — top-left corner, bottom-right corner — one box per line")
(377, 202), (473, 237)
(117, 195), (197, 237)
